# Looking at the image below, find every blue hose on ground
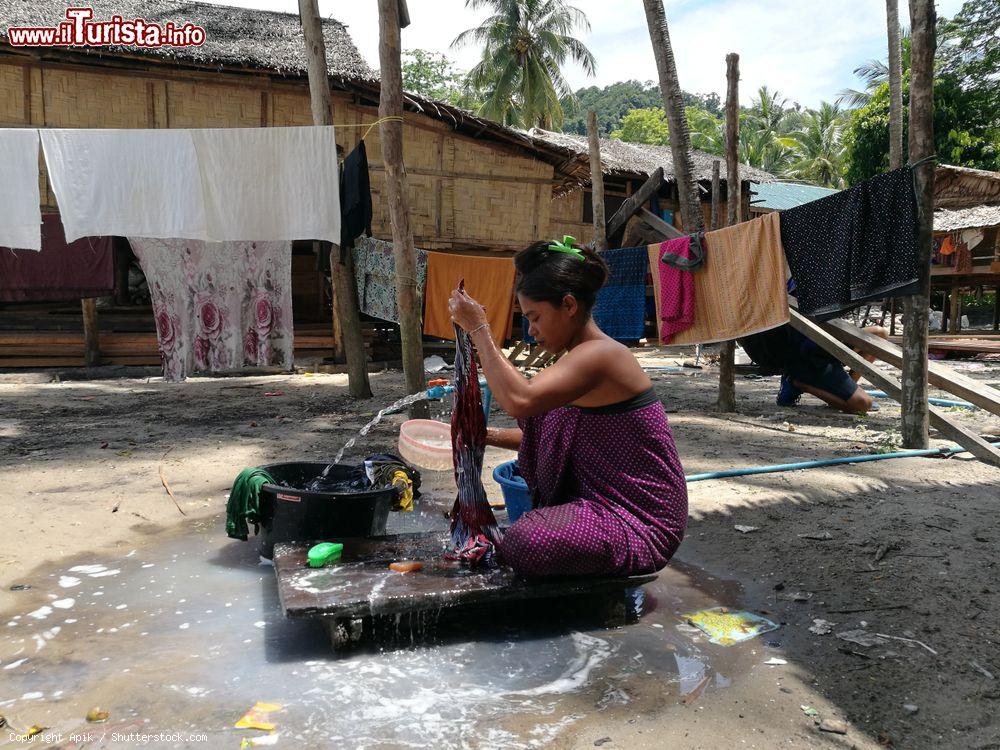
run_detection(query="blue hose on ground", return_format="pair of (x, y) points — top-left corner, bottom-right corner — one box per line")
(685, 440), (1000, 482)
(865, 390), (976, 409)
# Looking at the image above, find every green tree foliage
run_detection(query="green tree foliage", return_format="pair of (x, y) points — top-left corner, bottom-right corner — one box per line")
(610, 107), (670, 144)
(563, 80), (721, 136)
(843, 76), (1000, 183)
(842, 0), (1000, 182)
(401, 49), (483, 110)
(607, 86), (848, 187)
(452, 0), (597, 129)
(939, 0), (999, 124)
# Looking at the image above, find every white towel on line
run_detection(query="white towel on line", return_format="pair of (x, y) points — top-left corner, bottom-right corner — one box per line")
(192, 126), (340, 243)
(41, 126), (340, 244)
(0, 129), (42, 250)
(40, 128), (206, 243)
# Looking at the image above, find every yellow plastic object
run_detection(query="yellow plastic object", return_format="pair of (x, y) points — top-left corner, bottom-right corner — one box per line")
(391, 470), (414, 512)
(684, 607), (778, 646)
(234, 702), (283, 731)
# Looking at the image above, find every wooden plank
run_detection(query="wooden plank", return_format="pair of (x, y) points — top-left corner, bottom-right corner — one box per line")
(789, 309), (1000, 468)
(274, 534), (656, 620)
(822, 318), (1000, 416)
(639, 207), (683, 239)
(606, 167), (664, 240)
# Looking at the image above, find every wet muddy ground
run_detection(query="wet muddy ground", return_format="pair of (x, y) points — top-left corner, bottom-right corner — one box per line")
(1, 354), (999, 748)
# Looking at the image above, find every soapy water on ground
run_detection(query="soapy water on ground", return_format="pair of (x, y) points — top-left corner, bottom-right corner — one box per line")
(0, 507), (754, 749)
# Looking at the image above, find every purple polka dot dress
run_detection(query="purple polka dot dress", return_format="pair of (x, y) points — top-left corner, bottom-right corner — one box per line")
(498, 389), (688, 578)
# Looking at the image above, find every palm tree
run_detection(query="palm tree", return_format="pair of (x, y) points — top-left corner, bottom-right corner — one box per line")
(452, 0), (596, 129)
(748, 86), (789, 134)
(787, 102), (847, 187)
(836, 29), (911, 108)
(641, 0), (702, 232)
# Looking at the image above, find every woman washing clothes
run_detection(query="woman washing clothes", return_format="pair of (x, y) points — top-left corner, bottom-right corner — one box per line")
(448, 238), (687, 579)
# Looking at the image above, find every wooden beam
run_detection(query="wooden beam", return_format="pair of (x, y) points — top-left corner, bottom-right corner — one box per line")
(820, 317), (1000, 417)
(900, 0), (936, 448)
(587, 110), (608, 252)
(639, 208), (683, 239)
(299, 0), (371, 398)
(81, 297), (100, 367)
(789, 309), (1000, 468)
(606, 167), (664, 240)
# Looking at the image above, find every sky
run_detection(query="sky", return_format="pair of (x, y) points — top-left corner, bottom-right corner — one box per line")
(204, 0), (968, 109)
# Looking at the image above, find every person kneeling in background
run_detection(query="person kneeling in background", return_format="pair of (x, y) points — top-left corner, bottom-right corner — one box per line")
(738, 324), (889, 415)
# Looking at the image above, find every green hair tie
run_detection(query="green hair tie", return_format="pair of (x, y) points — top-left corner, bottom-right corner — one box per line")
(548, 235), (584, 262)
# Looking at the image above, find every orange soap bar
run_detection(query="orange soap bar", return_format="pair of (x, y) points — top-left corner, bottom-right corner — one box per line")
(389, 560), (424, 573)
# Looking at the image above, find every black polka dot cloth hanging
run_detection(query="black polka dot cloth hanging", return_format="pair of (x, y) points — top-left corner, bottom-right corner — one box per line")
(780, 166), (920, 320)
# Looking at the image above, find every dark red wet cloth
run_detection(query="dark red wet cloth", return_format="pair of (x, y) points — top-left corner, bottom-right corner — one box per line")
(0, 215), (114, 301)
(446, 291), (502, 566)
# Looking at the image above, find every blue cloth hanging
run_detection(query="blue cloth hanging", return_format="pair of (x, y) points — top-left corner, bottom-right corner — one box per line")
(593, 246), (648, 341)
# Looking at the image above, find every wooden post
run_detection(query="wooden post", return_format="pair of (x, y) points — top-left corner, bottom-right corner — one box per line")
(717, 53), (741, 414)
(940, 289), (949, 332)
(949, 284), (961, 333)
(587, 110), (608, 252)
(710, 160), (721, 231)
(81, 297), (100, 367)
(298, 0), (372, 398)
(642, 0), (703, 234)
(378, 0), (425, 402)
(900, 0), (936, 449)
(889, 296), (897, 335)
(886, 0), (904, 170)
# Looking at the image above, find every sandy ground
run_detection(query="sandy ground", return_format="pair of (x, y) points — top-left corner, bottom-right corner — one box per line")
(1, 353), (999, 749)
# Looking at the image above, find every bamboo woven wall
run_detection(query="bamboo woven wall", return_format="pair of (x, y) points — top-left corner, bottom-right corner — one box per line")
(550, 191), (594, 245)
(0, 54), (558, 251)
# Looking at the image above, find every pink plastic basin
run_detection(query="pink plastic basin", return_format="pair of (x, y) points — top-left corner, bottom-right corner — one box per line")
(398, 419), (453, 472)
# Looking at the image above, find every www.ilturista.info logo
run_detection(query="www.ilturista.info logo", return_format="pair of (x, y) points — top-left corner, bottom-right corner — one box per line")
(7, 7), (206, 48)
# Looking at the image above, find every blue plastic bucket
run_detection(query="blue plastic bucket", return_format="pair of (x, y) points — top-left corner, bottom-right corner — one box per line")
(493, 460), (533, 524)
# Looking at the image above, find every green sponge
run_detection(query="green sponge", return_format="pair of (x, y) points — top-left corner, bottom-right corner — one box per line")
(307, 542), (343, 568)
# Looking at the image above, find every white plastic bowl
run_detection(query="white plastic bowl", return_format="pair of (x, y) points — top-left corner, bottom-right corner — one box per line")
(398, 419), (453, 472)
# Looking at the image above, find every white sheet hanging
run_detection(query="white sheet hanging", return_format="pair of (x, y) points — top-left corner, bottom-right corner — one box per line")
(41, 126), (341, 244)
(0, 129), (42, 250)
(191, 126), (340, 243)
(41, 128), (207, 243)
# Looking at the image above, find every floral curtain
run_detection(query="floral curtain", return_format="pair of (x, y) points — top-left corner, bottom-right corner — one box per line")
(130, 238), (293, 382)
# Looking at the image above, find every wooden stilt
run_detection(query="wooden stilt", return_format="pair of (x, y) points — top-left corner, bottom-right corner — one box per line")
(900, 0), (936, 449)
(299, 0), (371, 397)
(81, 297), (100, 368)
(378, 0), (425, 405)
(717, 53), (740, 414)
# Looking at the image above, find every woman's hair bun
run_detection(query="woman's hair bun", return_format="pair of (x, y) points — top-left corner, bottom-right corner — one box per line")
(513, 240), (609, 313)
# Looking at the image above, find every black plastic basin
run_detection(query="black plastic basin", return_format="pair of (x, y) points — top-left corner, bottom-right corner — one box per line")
(257, 462), (397, 559)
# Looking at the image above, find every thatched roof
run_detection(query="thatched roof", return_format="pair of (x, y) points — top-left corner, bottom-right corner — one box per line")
(0, 0), (373, 80)
(935, 164), (1000, 209)
(527, 129), (776, 186)
(934, 205), (1000, 232)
